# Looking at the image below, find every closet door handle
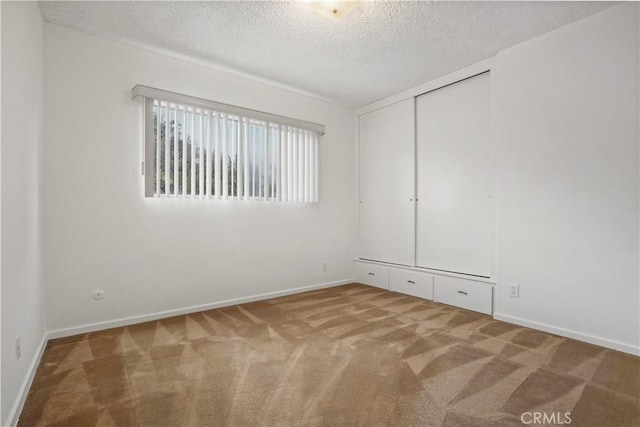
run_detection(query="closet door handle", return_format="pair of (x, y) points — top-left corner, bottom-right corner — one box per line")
(457, 290), (468, 296)
(407, 280), (415, 284)
(368, 272), (375, 276)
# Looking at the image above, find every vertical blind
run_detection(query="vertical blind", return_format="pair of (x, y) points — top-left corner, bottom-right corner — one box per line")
(133, 85), (324, 202)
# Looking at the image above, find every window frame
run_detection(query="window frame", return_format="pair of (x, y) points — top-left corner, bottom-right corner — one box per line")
(133, 85), (324, 202)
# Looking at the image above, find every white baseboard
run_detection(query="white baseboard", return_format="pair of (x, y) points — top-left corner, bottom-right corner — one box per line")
(493, 312), (640, 356)
(48, 279), (355, 340)
(7, 333), (48, 427)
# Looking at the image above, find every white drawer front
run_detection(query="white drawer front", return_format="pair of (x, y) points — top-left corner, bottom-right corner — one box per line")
(389, 269), (434, 300)
(434, 276), (492, 315)
(356, 262), (389, 289)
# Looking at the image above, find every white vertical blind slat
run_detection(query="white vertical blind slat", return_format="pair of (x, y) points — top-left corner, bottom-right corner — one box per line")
(299, 129), (305, 202)
(301, 129), (307, 202)
(314, 132), (319, 202)
(155, 103), (161, 196)
(304, 129), (309, 201)
(276, 126), (281, 201)
(230, 118), (235, 197)
(214, 112), (221, 198)
(222, 114), (229, 198)
(243, 118), (250, 199)
(289, 128), (295, 202)
(164, 104), (170, 196)
(279, 125), (286, 202)
(251, 123), (256, 198)
(182, 108), (188, 195)
(270, 125), (276, 200)
(190, 108), (196, 196)
(205, 110), (213, 197)
(262, 122), (268, 200)
(291, 129), (300, 202)
(173, 105), (179, 195)
(199, 111), (205, 196)
(302, 129), (307, 202)
(287, 127), (293, 202)
(307, 132), (316, 203)
(237, 117), (243, 199)
(309, 132), (316, 202)
(299, 128), (304, 202)
(255, 123), (260, 198)
(298, 129), (302, 202)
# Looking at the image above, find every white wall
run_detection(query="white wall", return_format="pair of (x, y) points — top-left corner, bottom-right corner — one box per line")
(493, 3), (639, 353)
(43, 24), (356, 333)
(1, 1), (46, 424)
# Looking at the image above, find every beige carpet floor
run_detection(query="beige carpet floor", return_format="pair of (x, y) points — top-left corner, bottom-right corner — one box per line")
(19, 283), (640, 426)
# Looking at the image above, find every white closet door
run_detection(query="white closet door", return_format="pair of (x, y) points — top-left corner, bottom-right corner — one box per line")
(358, 99), (415, 266)
(416, 72), (493, 277)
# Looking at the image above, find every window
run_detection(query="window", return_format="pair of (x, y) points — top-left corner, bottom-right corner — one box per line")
(133, 85), (323, 202)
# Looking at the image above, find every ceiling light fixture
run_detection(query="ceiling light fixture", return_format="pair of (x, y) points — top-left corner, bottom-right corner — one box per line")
(304, 1), (363, 20)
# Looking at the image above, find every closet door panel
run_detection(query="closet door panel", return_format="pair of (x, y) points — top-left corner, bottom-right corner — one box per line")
(416, 73), (493, 277)
(358, 99), (415, 266)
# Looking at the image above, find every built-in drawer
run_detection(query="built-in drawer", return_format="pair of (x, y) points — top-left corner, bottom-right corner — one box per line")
(434, 275), (492, 315)
(389, 268), (433, 300)
(356, 262), (389, 289)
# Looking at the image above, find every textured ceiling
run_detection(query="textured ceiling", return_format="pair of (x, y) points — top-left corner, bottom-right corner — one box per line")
(39, 1), (616, 108)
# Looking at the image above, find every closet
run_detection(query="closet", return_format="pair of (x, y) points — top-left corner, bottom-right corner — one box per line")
(357, 72), (494, 314)
(415, 72), (493, 278)
(358, 98), (415, 266)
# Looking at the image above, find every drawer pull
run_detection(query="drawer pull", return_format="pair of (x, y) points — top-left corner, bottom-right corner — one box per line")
(457, 290), (468, 296)
(368, 272), (375, 276)
(407, 280), (415, 284)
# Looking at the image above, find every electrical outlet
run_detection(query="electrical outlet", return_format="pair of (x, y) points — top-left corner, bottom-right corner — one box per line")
(510, 284), (520, 298)
(15, 335), (21, 360)
(322, 261), (327, 271)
